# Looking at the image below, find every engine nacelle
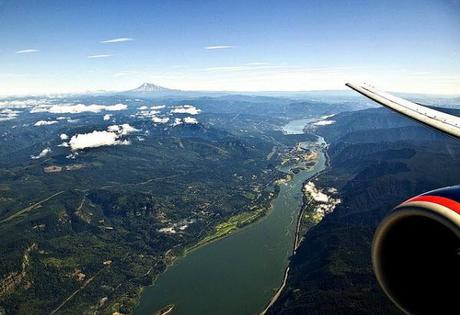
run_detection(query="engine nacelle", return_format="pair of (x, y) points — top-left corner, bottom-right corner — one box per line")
(372, 186), (460, 314)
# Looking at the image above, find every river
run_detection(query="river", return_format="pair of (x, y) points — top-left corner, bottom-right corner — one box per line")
(281, 117), (315, 135)
(134, 118), (325, 315)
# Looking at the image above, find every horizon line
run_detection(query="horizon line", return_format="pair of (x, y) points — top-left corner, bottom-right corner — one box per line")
(1, 84), (459, 98)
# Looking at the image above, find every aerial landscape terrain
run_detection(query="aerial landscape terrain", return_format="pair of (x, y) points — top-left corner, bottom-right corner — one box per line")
(1, 0), (459, 314)
(0, 84), (362, 314)
(1, 83), (459, 314)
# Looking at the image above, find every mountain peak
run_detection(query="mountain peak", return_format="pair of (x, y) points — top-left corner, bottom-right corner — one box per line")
(130, 83), (176, 93)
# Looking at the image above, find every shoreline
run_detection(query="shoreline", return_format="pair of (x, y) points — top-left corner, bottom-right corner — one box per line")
(260, 138), (330, 315)
(135, 132), (328, 315)
(140, 156), (297, 279)
(260, 266), (290, 315)
(184, 206), (271, 255)
(135, 184), (281, 313)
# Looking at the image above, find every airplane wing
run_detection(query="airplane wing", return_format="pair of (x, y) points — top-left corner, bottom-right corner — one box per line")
(346, 82), (460, 139)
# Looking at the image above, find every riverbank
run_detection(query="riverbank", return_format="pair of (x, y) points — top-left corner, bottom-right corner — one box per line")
(261, 138), (330, 314)
(133, 180), (281, 314)
(260, 266), (290, 314)
(134, 127), (327, 315)
(185, 206), (269, 254)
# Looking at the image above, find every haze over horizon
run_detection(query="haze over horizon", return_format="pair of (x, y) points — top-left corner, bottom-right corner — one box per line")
(1, 0), (459, 96)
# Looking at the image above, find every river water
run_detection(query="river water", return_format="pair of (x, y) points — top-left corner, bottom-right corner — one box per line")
(134, 118), (325, 315)
(281, 117), (315, 135)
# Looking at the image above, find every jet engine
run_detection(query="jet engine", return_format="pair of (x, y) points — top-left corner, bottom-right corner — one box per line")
(372, 186), (460, 314)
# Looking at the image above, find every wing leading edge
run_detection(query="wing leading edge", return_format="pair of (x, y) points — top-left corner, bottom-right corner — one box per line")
(346, 83), (460, 139)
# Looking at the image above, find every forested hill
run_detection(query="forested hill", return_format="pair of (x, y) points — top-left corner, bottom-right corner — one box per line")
(268, 107), (460, 314)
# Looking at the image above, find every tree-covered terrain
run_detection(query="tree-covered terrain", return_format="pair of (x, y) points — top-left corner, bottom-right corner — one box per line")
(269, 106), (460, 315)
(0, 93), (360, 314)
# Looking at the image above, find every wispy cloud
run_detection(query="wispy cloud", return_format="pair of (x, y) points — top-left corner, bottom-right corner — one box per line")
(31, 103), (127, 114)
(205, 64), (285, 72)
(31, 147), (51, 159)
(16, 49), (40, 54)
(88, 54), (112, 59)
(246, 62), (270, 66)
(113, 70), (140, 77)
(34, 120), (58, 126)
(204, 45), (233, 50)
(101, 37), (133, 43)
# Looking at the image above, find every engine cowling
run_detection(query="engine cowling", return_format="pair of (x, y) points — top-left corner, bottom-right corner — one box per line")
(372, 186), (460, 314)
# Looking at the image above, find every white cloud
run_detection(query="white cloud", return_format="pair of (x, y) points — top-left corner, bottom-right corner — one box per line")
(103, 114), (112, 121)
(66, 152), (78, 159)
(171, 105), (201, 115)
(152, 116), (170, 124)
(58, 142), (69, 147)
(100, 37), (133, 43)
(87, 54), (112, 59)
(60, 133), (69, 140)
(107, 123), (139, 135)
(158, 227), (176, 234)
(205, 45), (233, 50)
(31, 147), (51, 159)
(304, 182), (329, 203)
(119, 123), (139, 135)
(69, 130), (128, 151)
(183, 117), (198, 124)
(151, 105), (165, 110)
(313, 120), (335, 126)
(135, 106), (163, 120)
(172, 118), (183, 126)
(16, 49), (40, 54)
(34, 120), (58, 126)
(69, 124), (138, 151)
(0, 109), (20, 121)
(31, 103), (127, 114)
(107, 125), (120, 132)
(304, 181), (341, 219)
(0, 99), (49, 108)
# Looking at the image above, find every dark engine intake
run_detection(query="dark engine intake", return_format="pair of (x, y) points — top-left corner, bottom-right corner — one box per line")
(372, 186), (460, 314)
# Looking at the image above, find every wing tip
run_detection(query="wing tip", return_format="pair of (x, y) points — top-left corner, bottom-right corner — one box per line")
(345, 82), (361, 92)
(346, 82), (372, 88)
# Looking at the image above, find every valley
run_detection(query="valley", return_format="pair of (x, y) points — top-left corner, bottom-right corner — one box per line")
(268, 106), (460, 315)
(3, 89), (457, 315)
(0, 92), (357, 314)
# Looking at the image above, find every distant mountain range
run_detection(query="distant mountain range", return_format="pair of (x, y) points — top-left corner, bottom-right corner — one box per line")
(113, 83), (460, 105)
(117, 82), (359, 100)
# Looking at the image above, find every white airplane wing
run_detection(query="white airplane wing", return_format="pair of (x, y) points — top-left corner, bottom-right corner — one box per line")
(346, 83), (460, 139)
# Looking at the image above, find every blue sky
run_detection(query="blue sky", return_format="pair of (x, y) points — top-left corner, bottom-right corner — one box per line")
(1, 0), (459, 95)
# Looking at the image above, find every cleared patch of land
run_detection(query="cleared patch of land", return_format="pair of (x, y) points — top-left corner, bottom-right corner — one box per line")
(0, 191), (65, 224)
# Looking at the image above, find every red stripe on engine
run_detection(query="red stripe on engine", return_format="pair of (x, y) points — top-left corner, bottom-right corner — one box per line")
(404, 195), (460, 215)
